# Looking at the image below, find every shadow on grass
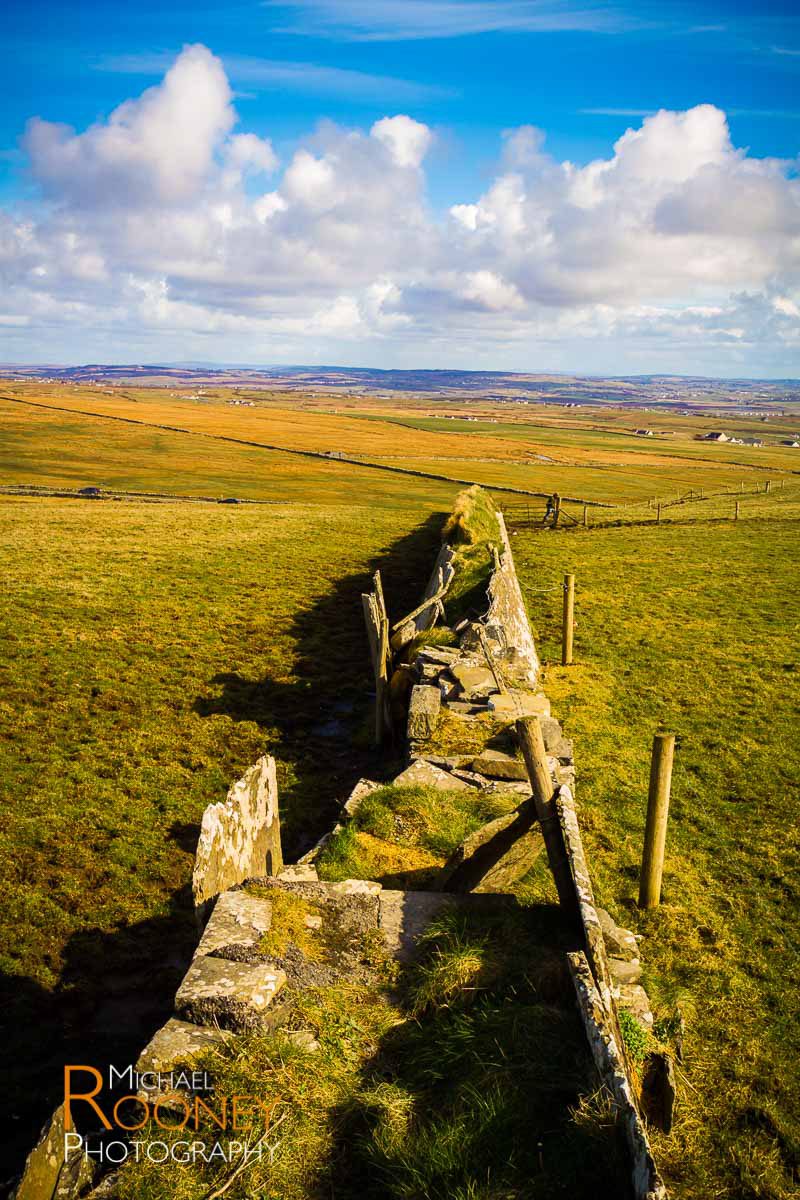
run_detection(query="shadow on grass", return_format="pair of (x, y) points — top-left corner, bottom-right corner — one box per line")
(314, 903), (634, 1200)
(193, 511), (447, 858)
(0, 886), (196, 1194)
(1, 513), (446, 1189)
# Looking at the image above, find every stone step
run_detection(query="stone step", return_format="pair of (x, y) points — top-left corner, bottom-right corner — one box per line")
(393, 758), (472, 791)
(488, 690), (551, 719)
(195, 888), (272, 959)
(175, 956), (287, 1032)
(136, 1018), (233, 1097)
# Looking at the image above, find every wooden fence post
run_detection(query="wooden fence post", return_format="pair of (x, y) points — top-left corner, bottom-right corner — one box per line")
(656, 503), (661, 525)
(734, 500), (740, 521)
(553, 494), (562, 527)
(765, 479), (771, 494)
(583, 504), (588, 527)
(639, 733), (676, 909)
(562, 573), (575, 666)
(516, 718), (578, 916)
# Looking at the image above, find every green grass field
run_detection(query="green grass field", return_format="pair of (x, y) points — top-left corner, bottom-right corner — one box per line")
(512, 516), (800, 1199)
(0, 491), (453, 1175)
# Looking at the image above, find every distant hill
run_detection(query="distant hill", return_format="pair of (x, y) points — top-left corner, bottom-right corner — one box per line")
(1, 361), (797, 409)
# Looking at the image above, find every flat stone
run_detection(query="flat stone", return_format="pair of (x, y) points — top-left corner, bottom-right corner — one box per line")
(278, 863), (320, 883)
(407, 684), (441, 741)
(409, 753), (469, 770)
(488, 691), (551, 719)
(328, 878), (382, 896)
(136, 1018), (231, 1093)
(379, 890), (458, 961)
(450, 663), (497, 698)
(436, 804), (544, 893)
(195, 889), (272, 958)
(449, 768), (495, 789)
(446, 700), (490, 717)
(303, 914), (322, 929)
(175, 956), (286, 1031)
(416, 646), (461, 667)
(618, 982), (654, 1029)
(609, 957), (642, 985)
(597, 907), (639, 959)
(393, 759), (471, 791)
(342, 778), (381, 817)
(538, 716), (564, 750)
(470, 751), (528, 782)
(13, 1105), (67, 1200)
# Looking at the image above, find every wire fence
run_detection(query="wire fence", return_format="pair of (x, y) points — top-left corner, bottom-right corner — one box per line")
(503, 478), (798, 533)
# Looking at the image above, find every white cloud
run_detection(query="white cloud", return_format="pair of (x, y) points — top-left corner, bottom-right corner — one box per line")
(25, 45), (234, 207)
(371, 115), (432, 168)
(3, 45), (800, 373)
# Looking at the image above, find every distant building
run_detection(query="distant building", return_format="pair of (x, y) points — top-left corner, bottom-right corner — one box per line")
(780, 439), (800, 448)
(701, 432), (729, 442)
(741, 438), (764, 447)
(634, 428), (654, 437)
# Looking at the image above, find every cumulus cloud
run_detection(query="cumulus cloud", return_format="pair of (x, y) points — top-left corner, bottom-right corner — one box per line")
(2, 45), (799, 372)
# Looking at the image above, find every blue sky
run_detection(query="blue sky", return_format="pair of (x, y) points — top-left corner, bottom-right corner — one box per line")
(1, 1), (799, 374)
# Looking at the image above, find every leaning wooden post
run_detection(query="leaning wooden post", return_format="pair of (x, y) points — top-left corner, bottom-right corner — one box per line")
(765, 479), (771, 494)
(639, 733), (676, 909)
(561, 574), (575, 666)
(553, 494), (562, 527)
(734, 500), (740, 522)
(516, 718), (577, 916)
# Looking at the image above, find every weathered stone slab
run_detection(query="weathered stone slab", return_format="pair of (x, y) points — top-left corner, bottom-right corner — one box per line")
(136, 1018), (231, 1084)
(192, 755), (283, 919)
(449, 767), (496, 789)
(469, 750), (528, 781)
(328, 878), (382, 896)
(436, 803), (544, 893)
(450, 663), (497, 698)
(409, 753), (471, 770)
(488, 690), (551, 718)
(175, 956), (286, 1031)
(485, 514), (540, 684)
(13, 1104), (66, 1200)
(597, 908), (640, 960)
(195, 889), (272, 959)
(416, 645), (461, 667)
(407, 684), (441, 740)
(446, 700), (490, 717)
(392, 759), (471, 791)
(609, 957), (642, 986)
(342, 778), (381, 817)
(278, 863), (320, 883)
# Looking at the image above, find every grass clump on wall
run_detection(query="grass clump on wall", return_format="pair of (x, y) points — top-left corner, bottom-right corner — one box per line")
(441, 485), (503, 624)
(317, 783), (518, 888)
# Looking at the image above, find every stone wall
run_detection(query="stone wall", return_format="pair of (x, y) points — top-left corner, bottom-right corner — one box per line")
(192, 755), (283, 922)
(485, 511), (540, 684)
